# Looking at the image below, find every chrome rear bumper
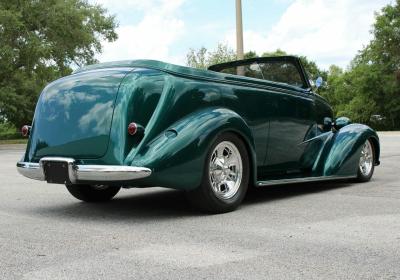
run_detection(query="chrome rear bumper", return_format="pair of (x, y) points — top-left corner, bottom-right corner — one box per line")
(17, 157), (151, 183)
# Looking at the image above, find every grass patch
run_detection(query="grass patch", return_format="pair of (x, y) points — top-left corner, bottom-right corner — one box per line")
(0, 139), (28, 145)
(0, 122), (23, 140)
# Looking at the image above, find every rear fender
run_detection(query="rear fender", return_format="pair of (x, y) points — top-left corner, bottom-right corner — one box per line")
(128, 108), (256, 190)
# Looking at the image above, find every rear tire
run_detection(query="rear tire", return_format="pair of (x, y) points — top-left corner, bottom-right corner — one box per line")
(65, 184), (121, 202)
(186, 132), (250, 213)
(356, 138), (375, 182)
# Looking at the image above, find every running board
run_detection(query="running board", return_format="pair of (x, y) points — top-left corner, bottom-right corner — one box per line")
(256, 175), (356, 187)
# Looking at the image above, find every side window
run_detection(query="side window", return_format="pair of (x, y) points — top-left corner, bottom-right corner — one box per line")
(219, 63), (263, 80)
(258, 62), (303, 87)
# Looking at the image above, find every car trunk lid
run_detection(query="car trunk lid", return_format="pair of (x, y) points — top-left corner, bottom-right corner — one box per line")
(28, 68), (132, 161)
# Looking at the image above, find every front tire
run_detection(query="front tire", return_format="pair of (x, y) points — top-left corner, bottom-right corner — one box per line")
(186, 132), (250, 213)
(356, 138), (375, 182)
(65, 184), (121, 202)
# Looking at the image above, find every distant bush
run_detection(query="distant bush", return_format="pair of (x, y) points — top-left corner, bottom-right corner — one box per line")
(0, 122), (22, 140)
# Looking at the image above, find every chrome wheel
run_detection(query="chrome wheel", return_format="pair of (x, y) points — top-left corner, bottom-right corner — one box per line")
(209, 141), (243, 200)
(186, 132), (249, 213)
(359, 140), (373, 176)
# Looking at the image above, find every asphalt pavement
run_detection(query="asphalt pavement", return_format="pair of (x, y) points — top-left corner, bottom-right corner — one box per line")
(0, 132), (399, 280)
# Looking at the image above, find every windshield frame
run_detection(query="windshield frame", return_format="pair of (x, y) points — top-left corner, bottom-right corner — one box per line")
(208, 56), (311, 89)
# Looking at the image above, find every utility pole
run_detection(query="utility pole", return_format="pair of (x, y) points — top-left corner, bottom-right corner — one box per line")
(236, 0), (244, 75)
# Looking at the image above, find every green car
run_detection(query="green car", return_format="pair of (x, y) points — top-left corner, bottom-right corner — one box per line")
(17, 56), (380, 213)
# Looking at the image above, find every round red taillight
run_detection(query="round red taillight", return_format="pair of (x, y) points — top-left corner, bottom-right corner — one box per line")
(21, 125), (30, 137)
(128, 122), (137, 135)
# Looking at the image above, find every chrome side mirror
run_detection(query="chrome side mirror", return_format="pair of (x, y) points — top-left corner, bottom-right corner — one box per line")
(315, 77), (323, 88)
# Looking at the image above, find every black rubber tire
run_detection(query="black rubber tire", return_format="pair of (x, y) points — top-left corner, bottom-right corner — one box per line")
(356, 138), (375, 182)
(65, 184), (121, 202)
(186, 132), (250, 214)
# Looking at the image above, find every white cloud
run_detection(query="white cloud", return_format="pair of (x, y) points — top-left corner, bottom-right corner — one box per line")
(91, 0), (154, 11)
(225, 0), (391, 69)
(93, 0), (185, 64)
(92, 0), (186, 15)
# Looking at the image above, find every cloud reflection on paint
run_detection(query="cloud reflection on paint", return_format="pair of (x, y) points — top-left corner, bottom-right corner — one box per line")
(78, 101), (114, 134)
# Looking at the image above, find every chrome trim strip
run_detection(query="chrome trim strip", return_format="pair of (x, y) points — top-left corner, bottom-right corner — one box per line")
(75, 165), (152, 181)
(16, 162), (45, 181)
(256, 175), (356, 187)
(17, 157), (152, 183)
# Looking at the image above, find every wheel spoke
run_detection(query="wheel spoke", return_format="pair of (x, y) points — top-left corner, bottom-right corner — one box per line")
(226, 155), (238, 167)
(228, 170), (237, 180)
(225, 181), (235, 193)
(216, 145), (226, 159)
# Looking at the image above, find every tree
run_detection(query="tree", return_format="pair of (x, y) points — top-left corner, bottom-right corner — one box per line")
(363, 0), (400, 129)
(261, 49), (287, 57)
(244, 50), (257, 59)
(324, 0), (400, 129)
(0, 0), (118, 128)
(186, 47), (208, 70)
(186, 43), (237, 69)
(207, 44), (237, 66)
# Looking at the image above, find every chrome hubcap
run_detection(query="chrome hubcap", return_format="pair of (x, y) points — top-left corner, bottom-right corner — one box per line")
(359, 140), (373, 176)
(209, 141), (242, 200)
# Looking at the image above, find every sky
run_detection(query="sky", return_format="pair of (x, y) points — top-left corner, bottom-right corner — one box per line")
(90, 0), (393, 70)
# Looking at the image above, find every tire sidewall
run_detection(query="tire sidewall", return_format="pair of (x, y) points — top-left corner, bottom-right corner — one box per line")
(66, 184), (121, 202)
(200, 132), (250, 211)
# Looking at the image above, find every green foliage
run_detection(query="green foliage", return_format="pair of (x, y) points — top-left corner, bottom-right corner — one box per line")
(261, 49), (287, 57)
(326, 64), (380, 123)
(0, 0), (118, 128)
(263, 49), (328, 90)
(186, 47), (208, 69)
(260, 49), (327, 88)
(300, 56), (328, 85)
(0, 122), (20, 140)
(186, 43), (236, 69)
(186, 43), (262, 69)
(244, 51), (257, 59)
(323, 0), (400, 129)
(207, 44), (237, 66)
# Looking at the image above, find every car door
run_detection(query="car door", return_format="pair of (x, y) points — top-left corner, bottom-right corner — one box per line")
(258, 60), (317, 176)
(208, 56), (317, 179)
(215, 62), (273, 177)
(264, 90), (316, 175)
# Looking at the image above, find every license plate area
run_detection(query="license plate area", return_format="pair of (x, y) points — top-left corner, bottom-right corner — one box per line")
(42, 161), (70, 184)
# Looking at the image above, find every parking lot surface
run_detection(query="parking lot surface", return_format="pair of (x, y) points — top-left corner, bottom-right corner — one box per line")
(1, 132), (399, 279)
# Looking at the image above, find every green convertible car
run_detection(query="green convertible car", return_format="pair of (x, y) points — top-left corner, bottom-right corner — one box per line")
(17, 56), (380, 213)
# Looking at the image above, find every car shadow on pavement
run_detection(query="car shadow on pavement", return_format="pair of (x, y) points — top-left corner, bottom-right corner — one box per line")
(30, 180), (354, 221)
(31, 188), (197, 221)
